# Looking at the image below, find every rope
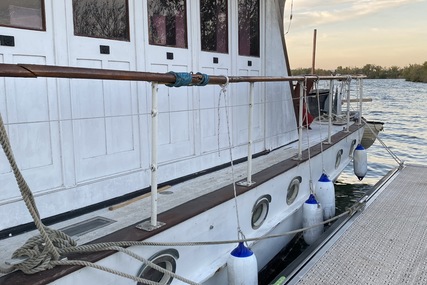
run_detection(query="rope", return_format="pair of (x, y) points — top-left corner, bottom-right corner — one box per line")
(0, 113), (64, 265)
(195, 72), (209, 86)
(56, 246), (199, 285)
(165, 72), (209, 87)
(7, 228), (76, 274)
(217, 78), (246, 241)
(0, 75), (369, 283)
(0, 112), (198, 285)
(361, 117), (404, 167)
(54, 200), (365, 250)
(166, 72), (193, 87)
(314, 79), (326, 172)
(285, 0), (294, 35)
(50, 259), (164, 285)
(342, 87), (404, 168)
(216, 78), (229, 156)
(303, 77), (315, 196)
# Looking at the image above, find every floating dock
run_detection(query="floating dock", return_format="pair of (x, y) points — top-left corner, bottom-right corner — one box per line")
(273, 164), (427, 285)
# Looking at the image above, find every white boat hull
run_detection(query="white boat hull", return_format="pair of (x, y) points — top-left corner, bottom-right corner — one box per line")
(36, 125), (362, 285)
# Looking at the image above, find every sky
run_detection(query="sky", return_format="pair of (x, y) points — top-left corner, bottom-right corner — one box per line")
(284, 0), (427, 70)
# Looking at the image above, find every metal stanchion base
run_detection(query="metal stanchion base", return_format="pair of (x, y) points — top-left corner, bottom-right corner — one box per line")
(136, 221), (166, 232)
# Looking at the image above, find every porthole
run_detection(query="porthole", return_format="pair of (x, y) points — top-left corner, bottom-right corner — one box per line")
(335, 149), (343, 169)
(286, 176), (301, 205)
(251, 195), (271, 229)
(349, 139), (357, 156)
(137, 249), (179, 285)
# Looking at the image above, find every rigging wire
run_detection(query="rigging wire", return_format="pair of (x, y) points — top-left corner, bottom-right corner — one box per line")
(217, 78), (246, 241)
(314, 77), (326, 172)
(303, 77), (315, 194)
(285, 0), (294, 35)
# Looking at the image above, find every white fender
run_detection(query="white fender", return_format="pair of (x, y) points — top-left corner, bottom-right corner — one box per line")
(354, 144), (368, 180)
(303, 194), (324, 245)
(227, 242), (257, 285)
(316, 173), (336, 220)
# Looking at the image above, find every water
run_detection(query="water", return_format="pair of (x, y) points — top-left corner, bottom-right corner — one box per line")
(336, 79), (427, 206)
(261, 79), (427, 284)
(340, 78), (427, 185)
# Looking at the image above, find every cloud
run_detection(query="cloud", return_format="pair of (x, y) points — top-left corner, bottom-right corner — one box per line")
(286, 0), (421, 28)
(285, 0), (427, 68)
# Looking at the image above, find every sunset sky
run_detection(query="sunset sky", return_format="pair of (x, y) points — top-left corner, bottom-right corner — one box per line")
(284, 0), (427, 70)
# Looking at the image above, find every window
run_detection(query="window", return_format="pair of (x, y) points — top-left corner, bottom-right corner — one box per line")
(0, 0), (45, 30)
(200, 0), (228, 53)
(251, 195), (271, 229)
(137, 249), (179, 285)
(73, 0), (130, 41)
(147, 0), (187, 48)
(335, 149), (343, 169)
(287, 176), (301, 205)
(238, 0), (259, 57)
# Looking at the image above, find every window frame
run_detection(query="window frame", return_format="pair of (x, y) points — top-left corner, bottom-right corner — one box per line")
(72, 0), (131, 41)
(200, 0), (229, 53)
(147, 0), (188, 48)
(238, 0), (260, 57)
(0, 0), (46, 31)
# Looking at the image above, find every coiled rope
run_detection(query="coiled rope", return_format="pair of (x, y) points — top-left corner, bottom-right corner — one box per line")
(0, 112), (73, 273)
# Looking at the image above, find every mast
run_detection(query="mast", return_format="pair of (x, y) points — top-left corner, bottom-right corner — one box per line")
(311, 29), (317, 74)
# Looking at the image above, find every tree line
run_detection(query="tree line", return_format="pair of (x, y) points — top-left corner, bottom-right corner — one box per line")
(291, 62), (427, 83)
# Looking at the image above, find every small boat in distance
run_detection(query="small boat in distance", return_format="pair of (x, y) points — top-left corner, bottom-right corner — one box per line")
(0, 1), (366, 284)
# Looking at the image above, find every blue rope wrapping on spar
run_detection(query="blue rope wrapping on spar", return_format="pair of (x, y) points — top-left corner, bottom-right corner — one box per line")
(195, 72), (209, 86)
(166, 72), (192, 87)
(166, 72), (209, 87)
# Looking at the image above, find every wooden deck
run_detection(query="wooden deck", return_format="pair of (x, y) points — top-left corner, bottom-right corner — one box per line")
(278, 164), (427, 285)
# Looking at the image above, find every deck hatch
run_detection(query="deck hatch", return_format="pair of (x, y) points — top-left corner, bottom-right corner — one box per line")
(60, 216), (116, 237)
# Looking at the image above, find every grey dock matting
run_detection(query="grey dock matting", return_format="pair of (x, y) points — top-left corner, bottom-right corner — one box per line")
(291, 164), (427, 285)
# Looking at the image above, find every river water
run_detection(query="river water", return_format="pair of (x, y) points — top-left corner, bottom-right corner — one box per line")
(337, 79), (427, 203)
(261, 79), (427, 284)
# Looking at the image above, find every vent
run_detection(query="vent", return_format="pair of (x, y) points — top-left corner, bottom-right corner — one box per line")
(60, 216), (116, 237)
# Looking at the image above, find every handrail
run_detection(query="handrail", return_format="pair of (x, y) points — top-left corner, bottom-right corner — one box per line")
(0, 62), (366, 231)
(0, 63), (365, 84)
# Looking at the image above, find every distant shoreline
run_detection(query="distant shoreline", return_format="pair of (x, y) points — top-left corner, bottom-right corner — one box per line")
(291, 62), (427, 83)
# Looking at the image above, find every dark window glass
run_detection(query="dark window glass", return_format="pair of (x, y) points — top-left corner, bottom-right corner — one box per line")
(0, 0), (45, 30)
(147, 0), (187, 48)
(200, 0), (228, 53)
(73, 0), (129, 41)
(238, 0), (259, 57)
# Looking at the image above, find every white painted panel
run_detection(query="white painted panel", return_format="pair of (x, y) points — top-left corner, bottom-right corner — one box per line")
(78, 118), (107, 158)
(0, 55), (62, 199)
(72, 59), (104, 118)
(264, 81), (297, 149)
(70, 58), (140, 182)
(0, 1), (63, 208)
(9, 122), (53, 170)
(263, 1), (298, 150)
